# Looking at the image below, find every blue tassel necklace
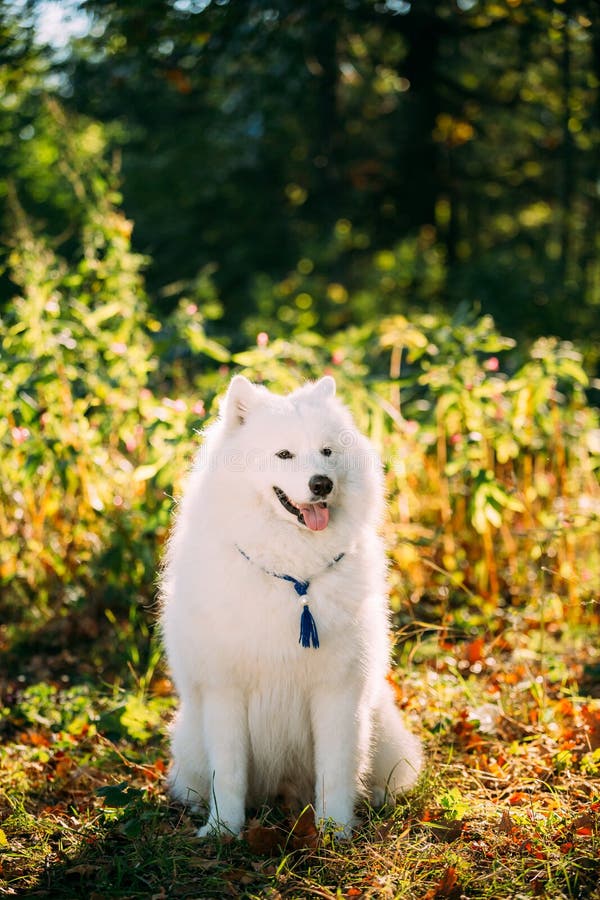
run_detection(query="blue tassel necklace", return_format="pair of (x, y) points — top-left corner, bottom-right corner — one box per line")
(236, 545), (345, 649)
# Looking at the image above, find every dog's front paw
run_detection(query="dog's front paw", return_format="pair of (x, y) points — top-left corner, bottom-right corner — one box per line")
(197, 818), (243, 840)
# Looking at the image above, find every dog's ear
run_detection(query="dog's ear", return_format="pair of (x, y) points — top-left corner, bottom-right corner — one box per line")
(222, 375), (262, 428)
(311, 376), (336, 401)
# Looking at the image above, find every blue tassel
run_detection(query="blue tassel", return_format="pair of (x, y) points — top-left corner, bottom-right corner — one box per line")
(235, 545), (348, 651)
(299, 603), (320, 649)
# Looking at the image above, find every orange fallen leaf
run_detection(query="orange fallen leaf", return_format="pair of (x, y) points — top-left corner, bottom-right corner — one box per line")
(19, 730), (50, 747)
(465, 636), (485, 665)
(54, 755), (76, 778)
(582, 705), (600, 750)
(386, 672), (404, 706)
(151, 678), (173, 697)
(556, 698), (575, 717)
(422, 865), (460, 899)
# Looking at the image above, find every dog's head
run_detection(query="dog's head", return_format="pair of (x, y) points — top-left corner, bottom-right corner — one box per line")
(217, 375), (380, 533)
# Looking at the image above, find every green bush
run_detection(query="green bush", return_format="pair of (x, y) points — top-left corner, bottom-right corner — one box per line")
(1, 109), (598, 641)
(0, 110), (226, 621)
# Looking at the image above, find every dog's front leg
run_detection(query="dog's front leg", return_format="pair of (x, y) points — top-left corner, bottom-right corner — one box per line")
(198, 688), (247, 838)
(310, 685), (362, 838)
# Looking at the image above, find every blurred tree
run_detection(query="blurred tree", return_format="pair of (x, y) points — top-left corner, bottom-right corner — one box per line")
(1, 0), (599, 352)
(437, 0), (600, 343)
(0, 2), (46, 301)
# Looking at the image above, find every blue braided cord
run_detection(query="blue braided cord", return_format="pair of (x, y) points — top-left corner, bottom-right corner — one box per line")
(278, 573), (310, 596)
(235, 544), (345, 650)
(236, 546), (311, 595)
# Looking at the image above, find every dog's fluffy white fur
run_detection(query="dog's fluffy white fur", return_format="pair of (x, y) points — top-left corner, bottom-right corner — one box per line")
(160, 375), (422, 838)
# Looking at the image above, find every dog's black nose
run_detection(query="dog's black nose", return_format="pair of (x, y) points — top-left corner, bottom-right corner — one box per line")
(309, 474), (333, 497)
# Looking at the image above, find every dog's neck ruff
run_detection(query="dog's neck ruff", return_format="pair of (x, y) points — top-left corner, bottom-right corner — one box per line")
(235, 545), (345, 649)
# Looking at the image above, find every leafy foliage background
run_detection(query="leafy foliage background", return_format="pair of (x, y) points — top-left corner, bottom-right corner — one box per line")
(1, 2), (600, 897)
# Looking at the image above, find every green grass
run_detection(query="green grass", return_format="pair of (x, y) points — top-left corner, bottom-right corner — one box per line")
(2, 616), (599, 899)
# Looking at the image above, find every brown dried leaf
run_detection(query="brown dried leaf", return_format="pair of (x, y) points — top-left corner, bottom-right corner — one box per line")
(437, 866), (459, 895)
(498, 808), (514, 833)
(289, 807), (320, 850)
(582, 705), (600, 750)
(66, 864), (100, 877)
(244, 819), (283, 855)
(188, 857), (221, 870)
(421, 865), (462, 900)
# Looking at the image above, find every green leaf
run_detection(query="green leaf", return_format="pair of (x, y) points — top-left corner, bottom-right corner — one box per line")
(96, 781), (143, 808)
(119, 694), (163, 743)
(557, 358), (588, 386)
(438, 787), (470, 820)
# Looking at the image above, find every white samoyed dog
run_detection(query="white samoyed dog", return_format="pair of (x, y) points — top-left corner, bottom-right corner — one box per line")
(160, 375), (423, 838)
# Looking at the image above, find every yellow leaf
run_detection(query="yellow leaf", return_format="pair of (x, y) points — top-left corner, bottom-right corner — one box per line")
(133, 462), (162, 482)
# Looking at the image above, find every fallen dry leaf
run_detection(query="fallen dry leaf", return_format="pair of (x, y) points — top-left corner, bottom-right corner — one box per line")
(244, 819), (284, 855)
(582, 705), (600, 749)
(421, 865), (461, 900)
(465, 636), (485, 665)
(289, 807), (320, 850)
(66, 864), (100, 877)
(498, 808), (514, 833)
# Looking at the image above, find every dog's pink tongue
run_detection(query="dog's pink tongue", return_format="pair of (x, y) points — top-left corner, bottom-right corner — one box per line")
(299, 504), (329, 531)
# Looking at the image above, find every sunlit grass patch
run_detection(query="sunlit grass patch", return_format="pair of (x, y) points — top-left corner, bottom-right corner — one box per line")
(1, 622), (599, 898)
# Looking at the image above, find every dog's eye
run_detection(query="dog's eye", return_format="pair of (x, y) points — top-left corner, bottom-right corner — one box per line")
(321, 447), (332, 457)
(276, 449), (294, 460)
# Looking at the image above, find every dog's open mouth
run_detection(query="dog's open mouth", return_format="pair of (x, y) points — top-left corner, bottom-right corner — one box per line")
(273, 486), (329, 531)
